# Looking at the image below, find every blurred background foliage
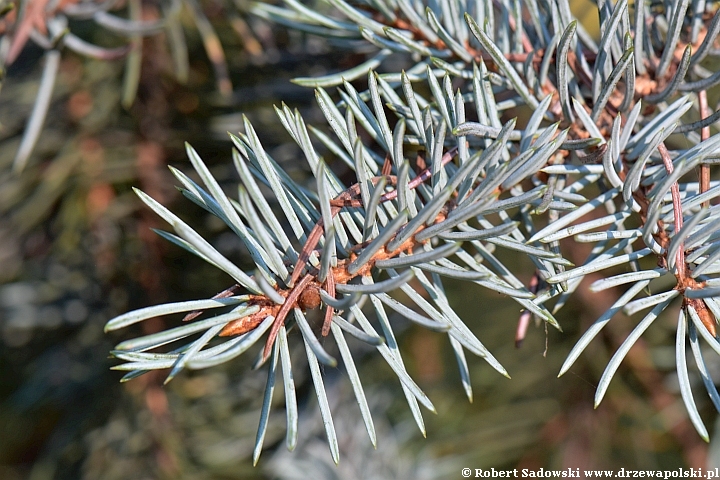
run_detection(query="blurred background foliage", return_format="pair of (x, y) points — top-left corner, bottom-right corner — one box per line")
(0, 0), (717, 478)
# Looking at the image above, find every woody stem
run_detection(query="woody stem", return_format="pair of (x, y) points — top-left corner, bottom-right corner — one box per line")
(659, 142), (685, 279)
(699, 90), (710, 207)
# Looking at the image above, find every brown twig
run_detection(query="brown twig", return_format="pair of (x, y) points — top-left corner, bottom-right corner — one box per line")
(698, 90), (711, 207)
(263, 273), (315, 359)
(659, 143), (685, 279)
(290, 147), (459, 286)
(182, 284), (242, 322)
(658, 143), (716, 336)
(218, 147), (461, 360)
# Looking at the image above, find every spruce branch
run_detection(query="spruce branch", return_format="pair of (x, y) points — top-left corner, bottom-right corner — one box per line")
(104, 0), (720, 457)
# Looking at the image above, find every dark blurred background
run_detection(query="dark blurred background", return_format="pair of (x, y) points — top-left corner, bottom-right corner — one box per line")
(0, 1), (717, 478)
